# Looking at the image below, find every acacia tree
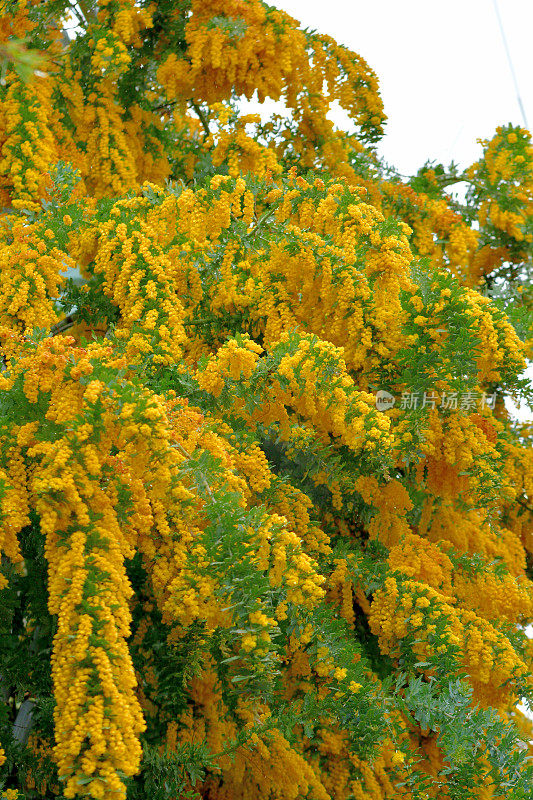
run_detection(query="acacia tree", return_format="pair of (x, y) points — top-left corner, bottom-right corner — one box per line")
(0, 0), (532, 798)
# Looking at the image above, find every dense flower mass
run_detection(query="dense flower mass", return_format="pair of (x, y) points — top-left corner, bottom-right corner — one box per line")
(0, 1), (532, 798)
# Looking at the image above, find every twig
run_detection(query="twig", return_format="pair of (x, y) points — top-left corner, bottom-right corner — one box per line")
(152, 99), (179, 112)
(172, 441), (216, 503)
(74, 0), (93, 25)
(183, 317), (219, 327)
(248, 207), (276, 237)
(50, 313), (77, 336)
(516, 497), (533, 514)
(60, 28), (71, 49)
(189, 101), (211, 139)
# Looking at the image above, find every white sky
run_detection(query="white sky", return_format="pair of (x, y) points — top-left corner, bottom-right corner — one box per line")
(271, 0), (533, 176)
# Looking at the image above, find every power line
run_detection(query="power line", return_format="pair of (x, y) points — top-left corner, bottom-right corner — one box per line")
(492, 0), (529, 130)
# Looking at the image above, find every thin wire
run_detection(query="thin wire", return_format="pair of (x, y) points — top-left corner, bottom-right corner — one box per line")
(492, 0), (529, 129)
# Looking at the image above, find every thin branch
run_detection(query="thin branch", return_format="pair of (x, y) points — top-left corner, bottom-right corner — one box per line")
(393, 168), (485, 194)
(50, 313), (77, 336)
(172, 441), (216, 503)
(183, 317), (220, 327)
(189, 101), (211, 139)
(61, 28), (71, 49)
(152, 99), (179, 113)
(435, 175), (485, 193)
(248, 207), (276, 237)
(516, 497), (533, 514)
(74, 0), (94, 25)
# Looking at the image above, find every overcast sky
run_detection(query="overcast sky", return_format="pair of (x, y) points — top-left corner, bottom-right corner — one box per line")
(271, 0), (533, 176)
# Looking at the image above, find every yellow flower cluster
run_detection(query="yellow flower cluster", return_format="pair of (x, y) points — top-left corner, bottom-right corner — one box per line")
(0, 2), (532, 797)
(327, 558), (356, 626)
(232, 442), (272, 495)
(370, 570), (530, 708)
(123, 104), (171, 186)
(462, 288), (525, 382)
(196, 335), (263, 397)
(267, 516), (326, 607)
(90, 35), (131, 77)
(468, 126), (533, 251)
(0, 74), (57, 210)
(267, 478), (331, 558)
(157, 0), (307, 106)
(156, 0), (384, 179)
(0, 219), (72, 334)
(355, 477), (413, 548)
(208, 106), (282, 179)
(0, 339), (173, 798)
(380, 175), (484, 286)
(94, 199), (185, 365)
(1, 790), (19, 800)
(417, 409), (507, 506)
(272, 334), (393, 456)
(387, 532), (453, 594)
(110, 0), (153, 47)
(0, 0), (36, 42)
(83, 84), (138, 197)
(0, 446), (27, 586)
